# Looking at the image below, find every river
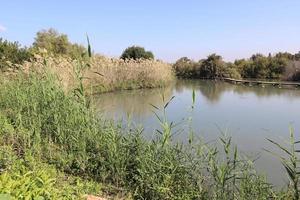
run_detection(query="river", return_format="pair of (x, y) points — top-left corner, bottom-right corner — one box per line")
(92, 79), (300, 186)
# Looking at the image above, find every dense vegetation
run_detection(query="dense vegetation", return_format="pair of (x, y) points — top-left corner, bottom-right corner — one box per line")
(173, 52), (300, 81)
(31, 28), (87, 59)
(1, 69), (299, 199)
(120, 46), (154, 60)
(0, 29), (173, 93)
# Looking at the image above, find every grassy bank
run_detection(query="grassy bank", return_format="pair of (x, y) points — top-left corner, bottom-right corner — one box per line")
(0, 65), (299, 199)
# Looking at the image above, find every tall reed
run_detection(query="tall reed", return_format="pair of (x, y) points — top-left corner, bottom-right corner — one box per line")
(20, 54), (174, 94)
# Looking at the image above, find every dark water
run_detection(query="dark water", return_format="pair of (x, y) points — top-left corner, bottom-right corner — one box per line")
(92, 80), (300, 186)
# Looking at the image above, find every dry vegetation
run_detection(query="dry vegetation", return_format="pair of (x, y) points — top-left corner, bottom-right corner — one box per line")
(18, 54), (174, 94)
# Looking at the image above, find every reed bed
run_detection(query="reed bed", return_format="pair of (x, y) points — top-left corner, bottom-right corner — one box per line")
(20, 54), (174, 93)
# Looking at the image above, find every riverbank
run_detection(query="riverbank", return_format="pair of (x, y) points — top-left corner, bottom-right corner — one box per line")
(0, 66), (298, 199)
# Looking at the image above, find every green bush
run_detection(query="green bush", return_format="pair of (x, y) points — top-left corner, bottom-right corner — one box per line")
(0, 38), (32, 70)
(173, 57), (201, 78)
(120, 46), (154, 60)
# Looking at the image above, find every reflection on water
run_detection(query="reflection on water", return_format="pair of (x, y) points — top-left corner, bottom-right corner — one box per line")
(92, 80), (300, 186)
(176, 80), (300, 103)
(92, 84), (174, 117)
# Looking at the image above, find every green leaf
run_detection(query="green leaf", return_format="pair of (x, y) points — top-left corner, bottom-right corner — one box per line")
(86, 34), (92, 57)
(192, 90), (195, 105)
(282, 162), (296, 181)
(267, 138), (292, 156)
(164, 96), (175, 109)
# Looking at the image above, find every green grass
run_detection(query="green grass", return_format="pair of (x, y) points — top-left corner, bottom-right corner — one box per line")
(0, 70), (298, 199)
(0, 145), (102, 199)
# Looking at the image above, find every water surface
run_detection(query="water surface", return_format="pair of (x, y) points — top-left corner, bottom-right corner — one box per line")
(93, 80), (300, 186)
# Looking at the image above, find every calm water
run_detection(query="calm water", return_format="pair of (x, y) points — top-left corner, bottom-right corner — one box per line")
(92, 80), (300, 186)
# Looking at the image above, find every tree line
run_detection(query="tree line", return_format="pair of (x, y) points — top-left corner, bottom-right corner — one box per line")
(173, 52), (300, 81)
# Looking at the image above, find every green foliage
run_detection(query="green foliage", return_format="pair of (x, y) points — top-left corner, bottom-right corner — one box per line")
(0, 69), (297, 199)
(175, 53), (289, 80)
(173, 55), (241, 79)
(265, 127), (300, 200)
(221, 63), (241, 79)
(0, 38), (32, 70)
(31, 28), (87, 59)
(173, 57), (201, 78)
(200, 54), (225, 79)
(0, 152), (101, 199)
(238, 54), (287, 79)
(120, 46), (154, 60)
(206, 135), (273, 199)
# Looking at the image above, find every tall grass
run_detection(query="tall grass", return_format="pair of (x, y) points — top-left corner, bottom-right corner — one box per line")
(265, 127), (300, 200)
(20, 54), (174, 94)
(0, 67), (298, 199)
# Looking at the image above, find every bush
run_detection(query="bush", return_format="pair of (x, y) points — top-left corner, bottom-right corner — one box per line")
(173, 57), (201, 78)
(120, 46), (154, 60)
(0, 38), (32, 70)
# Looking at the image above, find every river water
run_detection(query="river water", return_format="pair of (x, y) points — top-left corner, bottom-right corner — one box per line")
(92, 80), (300, 186)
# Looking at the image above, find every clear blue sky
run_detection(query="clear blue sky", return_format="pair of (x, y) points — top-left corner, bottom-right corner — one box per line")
(1, 0), (300, 62)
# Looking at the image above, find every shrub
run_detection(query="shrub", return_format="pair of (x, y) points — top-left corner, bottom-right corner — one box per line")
(120, 46), (154, 60)
(0, 38), (32, 70)
(173, 57), (201, 78)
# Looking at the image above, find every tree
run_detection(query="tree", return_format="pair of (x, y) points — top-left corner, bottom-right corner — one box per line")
(32, 28), (86, 58)
(275, 52), (294, 60)
(120, 46), (154, 60)
(200, 54), (225, 78)
(32, 28), (69, 55)
(267, 57), (287, 79)
(0, 38), (32, 70)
